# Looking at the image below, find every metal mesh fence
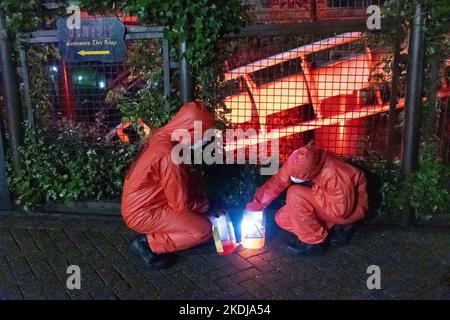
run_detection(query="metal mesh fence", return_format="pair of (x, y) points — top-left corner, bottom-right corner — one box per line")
(438, 99), (449, 162)
(19, 19), (449, 165)
(437, 64), (450, 163)
(221, 27), (396, 162)
(21, 24), (169, 146)
(242, 0), (386, 23)
(44, 59), (126, 127)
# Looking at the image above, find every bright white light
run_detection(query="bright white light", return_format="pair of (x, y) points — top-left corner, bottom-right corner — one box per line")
(241, 211), (263, 237)
(241, 219), (252, 238)
(98, 81), (106, 89)
(78, 75), (83, 81)
(241, 210), (265, 249)
(50, 66), (58, 72)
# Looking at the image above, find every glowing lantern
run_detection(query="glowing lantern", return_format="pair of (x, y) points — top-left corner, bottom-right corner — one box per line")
(241, 210), (266, 249)
(210, 212), (237, 256)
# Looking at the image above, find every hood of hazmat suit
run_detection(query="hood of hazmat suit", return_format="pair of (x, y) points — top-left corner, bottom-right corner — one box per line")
(121, 101), (215, 254)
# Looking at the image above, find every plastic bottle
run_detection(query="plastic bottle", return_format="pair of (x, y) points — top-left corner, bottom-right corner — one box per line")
(210, 212), (237, 255)
(241, 210), (266, 249)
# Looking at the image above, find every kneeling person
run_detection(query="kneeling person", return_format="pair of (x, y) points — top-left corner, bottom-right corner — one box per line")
(246, 146), (368, 257)
(122, 101), (214, 269)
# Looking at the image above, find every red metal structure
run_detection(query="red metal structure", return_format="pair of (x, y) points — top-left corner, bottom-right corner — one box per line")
(222, 32), (394, 158)
(220, 29), (450, 160)
(112, 30), (448, 162)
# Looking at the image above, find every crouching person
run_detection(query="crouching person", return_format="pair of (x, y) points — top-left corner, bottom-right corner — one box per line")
(246, 146), (368, 257)
(122, 101), (214, 269)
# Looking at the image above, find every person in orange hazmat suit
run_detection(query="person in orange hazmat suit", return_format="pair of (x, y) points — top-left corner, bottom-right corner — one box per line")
(246, 145), (368, 257)
(122, 101), (215, 269)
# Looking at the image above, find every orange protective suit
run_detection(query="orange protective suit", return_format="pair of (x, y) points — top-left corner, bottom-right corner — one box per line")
(247, 146), (368, 244)
(122, 101), (214, 254)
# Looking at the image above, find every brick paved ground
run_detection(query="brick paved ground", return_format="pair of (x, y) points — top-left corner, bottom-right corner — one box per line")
(0, 211), (449, 300)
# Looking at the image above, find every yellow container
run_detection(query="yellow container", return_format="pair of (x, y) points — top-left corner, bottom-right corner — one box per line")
(241, 210), (266, 249)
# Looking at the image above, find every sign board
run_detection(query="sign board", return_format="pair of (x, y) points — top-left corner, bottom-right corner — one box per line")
(57, 17), (127, 63)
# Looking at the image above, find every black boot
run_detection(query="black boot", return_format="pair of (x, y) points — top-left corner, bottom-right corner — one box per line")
(285, 236), (327, 257)
(329, 224), (355, 248)
(130, 235), (177, 270)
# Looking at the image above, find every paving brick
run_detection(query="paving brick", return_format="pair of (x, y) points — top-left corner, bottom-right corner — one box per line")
(41, 286), (69, 300)
(27, 228), (59, 255)
(208, 265), (239, 279)
(186, 254), (217, 272)
(26, 254), (59, 283)
(236, 247), (268, 259)
(0, 212), (448, 300)
(18, 278), (48, 300)
(292, 284), (324, 299)
(164, 270), (197, 292)
(0, 230), (22, 258)
(7, 256), (34, 277)
(231, 267), (263, 284)
(113, 261), (156, 297)
(0, 284), (24, 300)
(254, 270), (287, 285)
(231, 291), (257, 300)
(258, 251), (280, 262)
(64, 229), (104, 260)
(239, 279), (273, 299)
(76, 263), (107, 291)
(45, 254), (71, 281)
(216, 278), (248, 297)
(87, 287), (117, 300)
(184, 273), (224, 293)
(221, 254), (253, 271)
(47, 229), (84, 262)
(9, 228), (40, 254)
(247, 255), (278, 273)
